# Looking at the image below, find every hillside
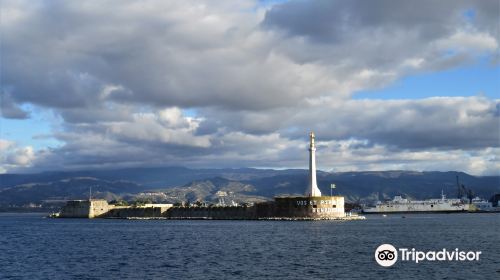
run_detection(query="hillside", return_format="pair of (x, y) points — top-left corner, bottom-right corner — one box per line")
(0, 167), (305, 190)
(0, 168), (498, 207)
(0, 177), (145, 206)
(250, 171), (499, 202)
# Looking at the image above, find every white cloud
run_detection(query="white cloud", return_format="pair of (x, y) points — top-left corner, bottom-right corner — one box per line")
(106, 108), (211, 148)
(0, 140), (37, 172)
(0, 139), (15, 151)
(6, 146), (35, 166)
(435, 30), (498, 52)
(313, 140), (500, 176)
(0, 0), (498, 175)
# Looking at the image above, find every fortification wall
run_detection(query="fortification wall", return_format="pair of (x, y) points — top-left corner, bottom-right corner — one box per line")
(89, 200), (111, 218)
(163, 197), (345, 219)
(59, 200), (91, 218)
(165, 206), (256, 219)
(59, 200), (111, 218)
(58, 196), (346, 219)
(107, 206), (171, 218)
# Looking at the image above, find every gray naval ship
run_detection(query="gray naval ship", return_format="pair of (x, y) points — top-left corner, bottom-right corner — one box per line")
(363, 176), (496, 214)
(363, 192), (496, 214)
(363, 192), (469, 214)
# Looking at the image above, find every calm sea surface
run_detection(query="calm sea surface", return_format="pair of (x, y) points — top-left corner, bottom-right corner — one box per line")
(0, 213), (498, 280)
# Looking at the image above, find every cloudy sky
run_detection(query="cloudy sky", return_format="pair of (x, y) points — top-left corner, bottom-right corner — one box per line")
(1, 0), (498, 175)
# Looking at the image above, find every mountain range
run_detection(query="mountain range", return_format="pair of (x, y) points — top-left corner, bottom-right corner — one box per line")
(0, 167), (498, 208)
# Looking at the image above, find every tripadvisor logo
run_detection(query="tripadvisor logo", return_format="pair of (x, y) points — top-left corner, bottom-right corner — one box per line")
(375, 244), (482, 267)
(375, 244), (398, 267)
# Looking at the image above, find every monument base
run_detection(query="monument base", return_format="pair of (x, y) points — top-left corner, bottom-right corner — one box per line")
(273, 196), (345, 218)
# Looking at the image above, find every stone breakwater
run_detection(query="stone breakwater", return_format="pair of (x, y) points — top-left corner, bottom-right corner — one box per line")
(56, 196), (365, 220)
(120, 216), (366, 221)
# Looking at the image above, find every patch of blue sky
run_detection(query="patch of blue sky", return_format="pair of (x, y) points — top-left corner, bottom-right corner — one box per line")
(182, 108), (198, 118)
(258, 0), (288, 7)
(241, 0), (287, 12)
(354, 59), (499, 100)
(0, 105), (63, 150)
(462, 8), (475, 22)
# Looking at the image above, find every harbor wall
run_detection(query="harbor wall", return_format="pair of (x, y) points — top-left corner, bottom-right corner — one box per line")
(57, 196), (347, 219)
(107, 206), (171, 218)
(165, 205), (257, 219)
(58, 200), (173, 218)
(164, 197), (345, 219)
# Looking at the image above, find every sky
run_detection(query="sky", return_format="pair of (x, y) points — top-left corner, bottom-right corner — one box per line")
(1, 0), (499, 175)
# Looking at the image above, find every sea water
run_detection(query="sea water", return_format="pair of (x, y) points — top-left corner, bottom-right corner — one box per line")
(0, 213), (498, 279)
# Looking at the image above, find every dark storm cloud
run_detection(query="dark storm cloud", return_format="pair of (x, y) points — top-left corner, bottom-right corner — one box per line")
(263, 0), (497, 43)
(3, 0), (496, 115)
(319, 98), (500, 150)
(198, 97), (500, 151)
(1, 93), (29, 119)
(3, 0), (321, 114)
(261, 0), (498, 75)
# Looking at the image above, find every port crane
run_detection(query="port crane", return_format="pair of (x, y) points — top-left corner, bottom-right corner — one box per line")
(456, 175), (474, 203)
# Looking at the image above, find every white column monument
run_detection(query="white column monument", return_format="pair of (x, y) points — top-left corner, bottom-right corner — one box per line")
(306, 132), (322, 197)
